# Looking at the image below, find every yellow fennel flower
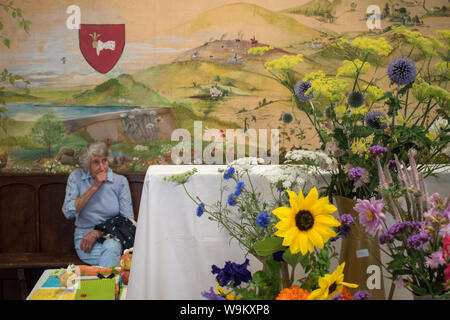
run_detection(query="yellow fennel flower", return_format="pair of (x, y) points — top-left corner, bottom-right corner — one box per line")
(364, 85), (387, 104)
(337, 59), (371, 77)
(350, 36), (392, 56)
(351, 106), (368, 117)
(264, 54), (304, 72)
(248, 46), (274, 56)
(334, 104), (349, 118)
(304, 71), (349, 102)
(307, 262), (358, 300)
(272, 187), (340, 255)
(437, 30), (450, 47)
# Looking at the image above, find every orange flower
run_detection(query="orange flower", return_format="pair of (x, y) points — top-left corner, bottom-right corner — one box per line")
(276, 286), (310, 300)
(341, 287), (353, 300)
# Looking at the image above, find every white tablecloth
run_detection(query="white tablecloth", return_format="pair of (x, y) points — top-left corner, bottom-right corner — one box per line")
(126, 165), (275, 300)
(126, 165), (450, 300)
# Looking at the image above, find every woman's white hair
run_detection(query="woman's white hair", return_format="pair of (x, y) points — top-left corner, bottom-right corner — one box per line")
(78, 141), (113, 171)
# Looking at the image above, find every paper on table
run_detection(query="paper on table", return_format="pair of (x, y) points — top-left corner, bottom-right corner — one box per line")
(28, 289), (64, 300)
(61, 293), (76, 300)
(75, 279), (116, 300)
(41, 276), (61, 288)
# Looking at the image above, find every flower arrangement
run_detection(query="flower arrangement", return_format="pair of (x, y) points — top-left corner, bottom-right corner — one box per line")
(354, 149), (450, 298)
(167, 158), (369, 300)
(251, 28), (449, 201)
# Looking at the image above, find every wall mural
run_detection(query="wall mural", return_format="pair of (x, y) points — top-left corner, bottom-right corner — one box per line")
(0, 0), (449, 173)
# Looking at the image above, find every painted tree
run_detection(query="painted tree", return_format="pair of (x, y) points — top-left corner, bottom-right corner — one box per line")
(31, 113), (66, 158)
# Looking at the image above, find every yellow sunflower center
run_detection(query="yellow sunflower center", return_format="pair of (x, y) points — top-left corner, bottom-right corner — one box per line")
(365, 210), (373, 221)
(295, 210), (315, 231)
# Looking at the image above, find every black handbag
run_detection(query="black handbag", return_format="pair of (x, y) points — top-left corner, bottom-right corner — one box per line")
(94, 214), (136, 250)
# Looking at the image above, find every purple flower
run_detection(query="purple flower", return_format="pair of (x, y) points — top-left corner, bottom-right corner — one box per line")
(234, 181), (245, 197)
(224, 167), (235, 180)
(388, 57), (417, 85)
(273, 250), (285, 262)
(201, 287), (225, 300)
(388, 160), (397, 168)
(353, 290), (370, 300)
(211, 259), (252, 287)
(368, 145), (388, 158)
(227, 194), (237, 206)
(294, 80), (313, 101)
(379, 233), (394, 244)
(340, 214), (355, 225)
(388, 221), (421, 236)
(349, 167), (364, 181)
(331, 293), (343, 300)
(353, 197), (385, 236)
(365, 111), (388, 129)
(196, 203), (205, 217)
(407, 233), (430, 250)
(256, 212), (270, 228)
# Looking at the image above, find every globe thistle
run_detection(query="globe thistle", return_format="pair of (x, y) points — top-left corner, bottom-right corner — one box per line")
(347, 91), (365, 108)
(365, 111), (388, 129)
(281, 112), (293, 124)
(294, 80), (313, 101)
(387, 57), (417, 85)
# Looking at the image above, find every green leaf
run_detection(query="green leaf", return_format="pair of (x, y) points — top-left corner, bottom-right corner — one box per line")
(252, 236), (284, 257)
(3, 38), (10, 48)
(0, 21), (3, 31)
(282, 248), (301, 268)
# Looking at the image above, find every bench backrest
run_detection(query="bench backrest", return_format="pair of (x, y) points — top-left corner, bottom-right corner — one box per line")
(0, 173), (145, 254)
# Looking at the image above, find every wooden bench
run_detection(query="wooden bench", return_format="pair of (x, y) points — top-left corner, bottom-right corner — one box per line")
(0, 172), (144, 299)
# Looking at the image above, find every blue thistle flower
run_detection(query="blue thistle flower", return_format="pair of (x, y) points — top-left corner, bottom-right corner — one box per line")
(387, 57), (417, 85)
(365, 111), (388, 129)
(294, 80), (313, 101)
(347, 91), (365, 108)
(281, 112), (293, 124)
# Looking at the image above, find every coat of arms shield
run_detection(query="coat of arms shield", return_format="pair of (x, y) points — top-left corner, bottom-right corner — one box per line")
(79, 24), (125, 74)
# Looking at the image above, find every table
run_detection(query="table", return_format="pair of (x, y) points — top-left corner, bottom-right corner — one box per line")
(27, 269), (128, 300)
(126, 165), (450, 300)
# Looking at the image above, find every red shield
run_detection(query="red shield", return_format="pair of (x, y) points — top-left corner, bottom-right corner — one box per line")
(79, 24), (125, 74)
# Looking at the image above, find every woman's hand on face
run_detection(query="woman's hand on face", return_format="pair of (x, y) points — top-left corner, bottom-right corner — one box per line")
(92, 171), (108, 190)
(80, 230), (102, 253)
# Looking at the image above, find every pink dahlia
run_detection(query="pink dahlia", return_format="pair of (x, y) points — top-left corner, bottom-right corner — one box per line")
(353, 197), (385, 236)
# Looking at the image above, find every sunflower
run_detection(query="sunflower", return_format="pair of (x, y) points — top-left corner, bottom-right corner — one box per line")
(307, 262), (358, 300)
(272, 187), (340, 255)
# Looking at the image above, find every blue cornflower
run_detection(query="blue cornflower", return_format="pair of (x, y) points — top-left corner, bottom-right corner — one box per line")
(196, 203), (205, 217)
(387, 56), (417, 85)
(227, 194), (237, 206)
(223, 167), (235, 180)
(256, 212), (270, 228)
(234, 181), (245, 197)
(211, 259), (252, 287)
(294, 80), (313, 101)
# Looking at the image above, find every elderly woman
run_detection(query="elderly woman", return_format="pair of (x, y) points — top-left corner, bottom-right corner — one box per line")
(62, 141), (135, 267)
